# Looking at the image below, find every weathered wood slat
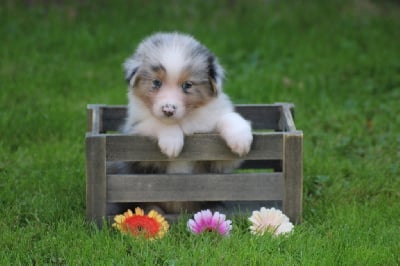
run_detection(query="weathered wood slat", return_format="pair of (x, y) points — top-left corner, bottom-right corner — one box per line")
(106, 133), (283, 161)
(235, 104), (281, 130)
(107, 172), (283, 202)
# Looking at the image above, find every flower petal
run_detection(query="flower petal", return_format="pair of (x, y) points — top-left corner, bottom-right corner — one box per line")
(210, 212), (222, 229)
(114, 214), (125, 224)
(187, 219), (201, 234)
(275, 222), (294, 235)
(124, 209), (134, 217)
(188, 209), (232, 236)
(217, 219), (232, 236)
(134, 207), (144, 216)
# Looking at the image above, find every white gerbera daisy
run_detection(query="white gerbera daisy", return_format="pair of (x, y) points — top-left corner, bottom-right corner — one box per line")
(249, 207), (294, 236)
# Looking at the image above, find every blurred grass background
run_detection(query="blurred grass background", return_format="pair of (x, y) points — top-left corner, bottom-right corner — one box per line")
(1, 0), (399, 264)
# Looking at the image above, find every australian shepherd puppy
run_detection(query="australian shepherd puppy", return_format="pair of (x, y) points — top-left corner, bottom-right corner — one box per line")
(118, 32), (253, 213)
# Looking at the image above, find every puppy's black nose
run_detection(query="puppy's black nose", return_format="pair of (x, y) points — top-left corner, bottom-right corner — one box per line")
(162, 104), (176, 117)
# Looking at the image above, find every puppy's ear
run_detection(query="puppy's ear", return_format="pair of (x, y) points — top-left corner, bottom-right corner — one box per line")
(123, 58), (140, 86)
(209, 78), (218, 97)
(208, 55), (225, 96)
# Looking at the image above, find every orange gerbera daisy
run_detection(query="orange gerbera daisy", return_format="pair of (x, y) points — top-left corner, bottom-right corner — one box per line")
(112, 207), (169, 240)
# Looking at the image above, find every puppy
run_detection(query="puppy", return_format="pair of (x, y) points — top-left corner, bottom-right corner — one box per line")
(120, 32), (253, 213)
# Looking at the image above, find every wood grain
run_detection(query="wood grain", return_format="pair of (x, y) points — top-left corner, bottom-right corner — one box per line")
(107, 173), (283, 202)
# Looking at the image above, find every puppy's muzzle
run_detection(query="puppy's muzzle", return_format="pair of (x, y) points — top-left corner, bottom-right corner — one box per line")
(162, 104), (177, 117)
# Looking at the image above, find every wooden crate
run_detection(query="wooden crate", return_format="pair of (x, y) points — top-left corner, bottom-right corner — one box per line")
(86, 103), (303, 227)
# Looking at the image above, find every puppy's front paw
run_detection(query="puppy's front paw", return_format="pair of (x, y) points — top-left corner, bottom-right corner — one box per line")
(224, 127), (253, 156)
(158, 127), (184, 158)
(218, 113), (253, 156)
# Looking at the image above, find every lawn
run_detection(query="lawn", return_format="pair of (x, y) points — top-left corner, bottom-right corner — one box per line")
(1, 0), (399, 264)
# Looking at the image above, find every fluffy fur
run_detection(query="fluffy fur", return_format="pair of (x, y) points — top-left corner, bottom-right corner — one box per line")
(114, 32), (253, 214)
(122, 32), (253, 175)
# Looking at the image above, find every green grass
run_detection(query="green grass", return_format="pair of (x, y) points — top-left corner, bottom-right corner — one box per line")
(1, 0), (400, 264)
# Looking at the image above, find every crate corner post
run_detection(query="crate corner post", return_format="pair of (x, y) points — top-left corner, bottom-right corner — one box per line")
(86, 133), (107, 228)
(283, 132), (303, 224)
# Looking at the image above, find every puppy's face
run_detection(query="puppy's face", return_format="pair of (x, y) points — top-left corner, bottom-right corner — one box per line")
(124, 33), (224, 123)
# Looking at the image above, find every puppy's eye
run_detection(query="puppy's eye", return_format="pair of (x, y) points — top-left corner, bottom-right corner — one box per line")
(182, 81), (193, 93)
(152, 79), (162, 89)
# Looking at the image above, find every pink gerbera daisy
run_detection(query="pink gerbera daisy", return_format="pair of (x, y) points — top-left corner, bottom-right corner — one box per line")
(187, 209), (232, 236)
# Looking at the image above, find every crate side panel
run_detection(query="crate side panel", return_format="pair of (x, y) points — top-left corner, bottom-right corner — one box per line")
(102, 106), (127, 132)
(107, 173), (283, 202)
(100, 105), (284, 132)
(235, 104), (282, 130)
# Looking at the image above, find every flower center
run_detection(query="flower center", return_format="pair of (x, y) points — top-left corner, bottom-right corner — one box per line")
(124, 215), (161, 238)
(257, 224), (278, 234)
